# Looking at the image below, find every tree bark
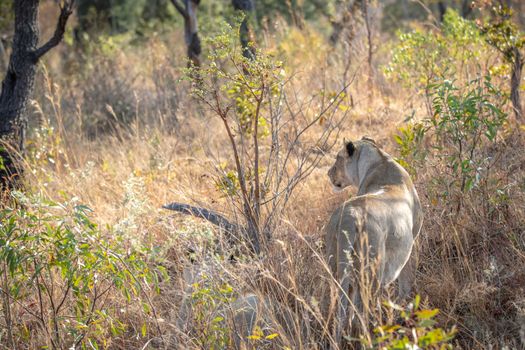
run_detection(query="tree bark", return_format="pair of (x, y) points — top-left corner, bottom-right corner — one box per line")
(232, 0), (256, 60)
(437, 1), (447, 22)
(171, 0), (201, 67)
(0, 39), (7, 72)
(0, 0), (73, 189)
(461, 0), (473, 18)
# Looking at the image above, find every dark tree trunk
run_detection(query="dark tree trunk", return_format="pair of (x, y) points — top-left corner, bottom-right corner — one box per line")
(461, 0), (473, 18)
(185, 0), (201, 67)
(0, 0), (73, 189)
(0, 0), (39, 188)
(171, 0), (201, 67)
(232, 0), (256, 60)
(0, 39), (7, 71)
(510, 47), (523, 120)
(437, 1), (447, 22)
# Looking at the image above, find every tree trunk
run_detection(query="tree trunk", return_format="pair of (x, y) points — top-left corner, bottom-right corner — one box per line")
(171, 0), (201, 67)
(0, 39), (7, 72)
(0, 0), (73, 189)
(232, 0), (256, 60)
(461, 0), (473, 18)
(437, 1), (447, 22)
(0, 1), (40, 188)
(185, 0), (201, 67)
(510, 47), (523, 120)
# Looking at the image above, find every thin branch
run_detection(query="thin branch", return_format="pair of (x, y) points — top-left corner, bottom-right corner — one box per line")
(2, 264), (15, 349)
(73, 283), (100, 348)
(33, 0), (75, 60)
(55, 282), (71, 315)
(252, 84), (264, 229)
(362, 0), (373, 100)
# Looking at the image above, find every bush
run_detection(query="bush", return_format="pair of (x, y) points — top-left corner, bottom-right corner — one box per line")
(0, 193), (166, 348)
(363, 296), (456, 350)
(395, 75), (507, 198)
(183, 20), (346, 253)
(384, 9), (491, 99)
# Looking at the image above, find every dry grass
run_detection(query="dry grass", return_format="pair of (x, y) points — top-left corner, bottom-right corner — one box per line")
(2, 18), (524, 349)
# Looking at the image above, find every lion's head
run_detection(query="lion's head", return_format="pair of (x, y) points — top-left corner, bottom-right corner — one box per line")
(327, 137), (378, 192)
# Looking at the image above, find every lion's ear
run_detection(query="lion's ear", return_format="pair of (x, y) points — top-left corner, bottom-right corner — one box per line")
(346, 141), (355, 157)
(361, 136), (376, 144)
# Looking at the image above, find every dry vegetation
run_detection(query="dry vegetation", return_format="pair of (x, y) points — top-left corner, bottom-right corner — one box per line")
(1, 4), (525, 350)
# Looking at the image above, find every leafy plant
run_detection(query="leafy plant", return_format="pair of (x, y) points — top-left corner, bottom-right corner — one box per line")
(478, 5), (525, 63)
(362, 295), (456, 350)
(428, 76), (506, 193)
(395, 76), (507, 197)
(394, 121), (427, 176)
(477, 3), (525, 120)
(385, 9), (489, 103)
(189, 275), (236, 349)
(0, 193), (166, 349)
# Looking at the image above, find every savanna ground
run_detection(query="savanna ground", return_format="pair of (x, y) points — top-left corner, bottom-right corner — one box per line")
(1, 1), (525, 349)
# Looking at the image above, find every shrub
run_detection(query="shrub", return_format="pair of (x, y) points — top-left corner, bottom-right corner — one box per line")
(387, 10), (509, 202)
(0, 193), (166, 348)
(189, 274), (235, 349)
(395, 76), (507, 204)
(362, 296), (456, 350)
(183, 20), (346, 253)
(384, 9), (491, 100)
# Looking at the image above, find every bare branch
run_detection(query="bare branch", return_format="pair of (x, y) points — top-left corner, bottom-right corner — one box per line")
(33, 0), (75, 60)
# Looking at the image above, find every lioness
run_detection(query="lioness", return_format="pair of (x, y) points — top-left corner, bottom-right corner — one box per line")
(325, 137), (423, 346)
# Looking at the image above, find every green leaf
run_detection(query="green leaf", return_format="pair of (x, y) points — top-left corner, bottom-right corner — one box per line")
(414, 294), (421, 310)
(212, 316), (224, 323)
(265, 333), (279, 340)
(416, 308), (439, 320)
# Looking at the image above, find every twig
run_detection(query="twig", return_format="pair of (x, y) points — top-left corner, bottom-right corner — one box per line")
(252, 83), (264, 231)
(2, 263), (15, 350)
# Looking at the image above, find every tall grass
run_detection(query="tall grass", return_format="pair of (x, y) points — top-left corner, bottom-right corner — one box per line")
(0, 11), (523, 350)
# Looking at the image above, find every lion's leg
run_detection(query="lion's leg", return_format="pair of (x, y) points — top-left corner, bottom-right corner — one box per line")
(349, 286), (362, 329)
(384, 232), (415, 300)
(334, 270), (351, 348)
(397, 249), (417, 299)
(332, 227), (356, 349)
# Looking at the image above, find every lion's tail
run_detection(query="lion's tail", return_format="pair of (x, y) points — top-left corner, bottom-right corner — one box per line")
(163, 202), (239, 234)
